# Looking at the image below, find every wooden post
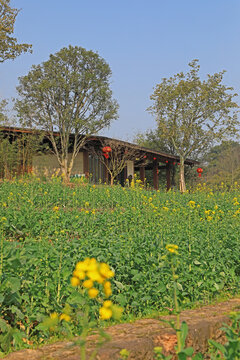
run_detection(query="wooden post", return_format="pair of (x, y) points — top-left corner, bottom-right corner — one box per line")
(103, 158), (109, 184)
(83, 150), (89, 179)
(124, 166), (127, 183)
(153, 160), (159, 190)
(166, 163), (171, 191)
(140, 166), (145, 185)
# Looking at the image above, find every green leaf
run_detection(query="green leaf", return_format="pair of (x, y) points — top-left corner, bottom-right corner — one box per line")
(0, 318), (8, 332)
(208, 339), (225, 354)
(193, 260), (201, 265)
(114, 280), (125, 290)
(180, 321), (188, 347)
(7, 277), (21, 293)
(192, 353), (204, 360)
(177, 282), (183, 291)
(11, 305), (24, 320)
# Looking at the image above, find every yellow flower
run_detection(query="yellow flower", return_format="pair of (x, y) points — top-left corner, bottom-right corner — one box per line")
(73, 270), (85, 280)
(103, 300), (112, 308)
(99, 263), (114, 279)
(83, 279), (93, 289)
(104, 281), (111, 289)
(188, 200), (196, 208)
(50, 312), (58, 319)
(87, 270), (104, 283)
(71, 277), (80, 287)
(99, 306), (112, 320)
(87, 258), (98, 271)
(53, 206), (59, 212)
(76, 258), (92, 270)
(88, 288), (99, 298)
(104, 287), (112, 298)
(166, 244), (179, 255)
(60, 313), (71, 322)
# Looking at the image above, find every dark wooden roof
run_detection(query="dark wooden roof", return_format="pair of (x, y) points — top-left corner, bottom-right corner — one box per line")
(0, 126), (198, 166)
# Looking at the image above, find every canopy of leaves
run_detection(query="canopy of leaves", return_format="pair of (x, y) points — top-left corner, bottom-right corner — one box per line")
(15, 46), (119, 178)
(148, 60), (239, 161)
(16, 45), (118, 136)
(0, 0), (31, 62)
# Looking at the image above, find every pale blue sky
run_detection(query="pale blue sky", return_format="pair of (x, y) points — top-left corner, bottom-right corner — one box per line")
(1, 0), (240, 140)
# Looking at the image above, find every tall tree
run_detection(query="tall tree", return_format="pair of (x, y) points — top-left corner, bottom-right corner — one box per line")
(0, 0), (32, 62)
(148, 60), (239, 192)
(15, 45), (119, 181)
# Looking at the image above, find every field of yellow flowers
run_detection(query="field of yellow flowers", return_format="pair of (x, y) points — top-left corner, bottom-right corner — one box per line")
(0, 178), (239, 351)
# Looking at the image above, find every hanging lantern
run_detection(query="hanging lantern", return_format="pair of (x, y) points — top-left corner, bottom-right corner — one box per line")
(153, 157), (157, 161)
(103, 153), (109, 159)
(196, 167), (203, 177)
(173, 162), (176, 165)
(102, 146), (112, 153)
(166, 160), (168, 164)
(143, 155), (147, 159)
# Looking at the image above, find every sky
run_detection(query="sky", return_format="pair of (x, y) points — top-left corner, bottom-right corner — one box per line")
(1, 0), (240, 141)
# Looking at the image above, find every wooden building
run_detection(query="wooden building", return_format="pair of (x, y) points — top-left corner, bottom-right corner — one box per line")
(0, 126), (198, 190)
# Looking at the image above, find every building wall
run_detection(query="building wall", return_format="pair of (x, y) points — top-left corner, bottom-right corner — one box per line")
(126, 160), (134, 178)
(32, 152), (84, 177)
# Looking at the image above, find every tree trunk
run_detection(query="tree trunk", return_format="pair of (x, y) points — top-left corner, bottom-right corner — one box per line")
(61, 158), (70, 184)
(179, 157), (186, 193)
(110, 175), (114, 186)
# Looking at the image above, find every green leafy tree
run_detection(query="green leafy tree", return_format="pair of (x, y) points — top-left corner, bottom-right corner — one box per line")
(148, 60), (239, 192)
(0, 0), (32, 62)
(15, 45), (119, 182)
(204, 141), (240, 186)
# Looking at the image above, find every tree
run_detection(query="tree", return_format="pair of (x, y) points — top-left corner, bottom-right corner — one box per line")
(204, 141), (240, 186)
(15, 45), (119, 181)
(0, 0), (32, 62)
(148, 60), (239, 192)
(88, 139), (145, 185)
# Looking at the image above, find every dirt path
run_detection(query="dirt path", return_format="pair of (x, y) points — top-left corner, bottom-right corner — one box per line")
(3, 298), (240, 360)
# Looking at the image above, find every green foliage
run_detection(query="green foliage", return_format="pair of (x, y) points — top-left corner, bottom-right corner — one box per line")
(204, 141), (240, 187)
(0, 130), (43, 178)
(0, 179), (240, 353)
(147, 59), (239, 191)
(209, 311), (240, 359)
(15, 45), (119, 180)
(0, 0), (32, 62)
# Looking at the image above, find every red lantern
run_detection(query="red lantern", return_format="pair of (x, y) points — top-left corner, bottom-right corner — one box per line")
(143, 155), (147, 159)
(153, 157), (157, 161)
(196, 167), (203, 177)
(103, 153), (109, 159)
(166, 160), (168, 163)
(102, 146), (112, 153)
(173, 162), (176, 165)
